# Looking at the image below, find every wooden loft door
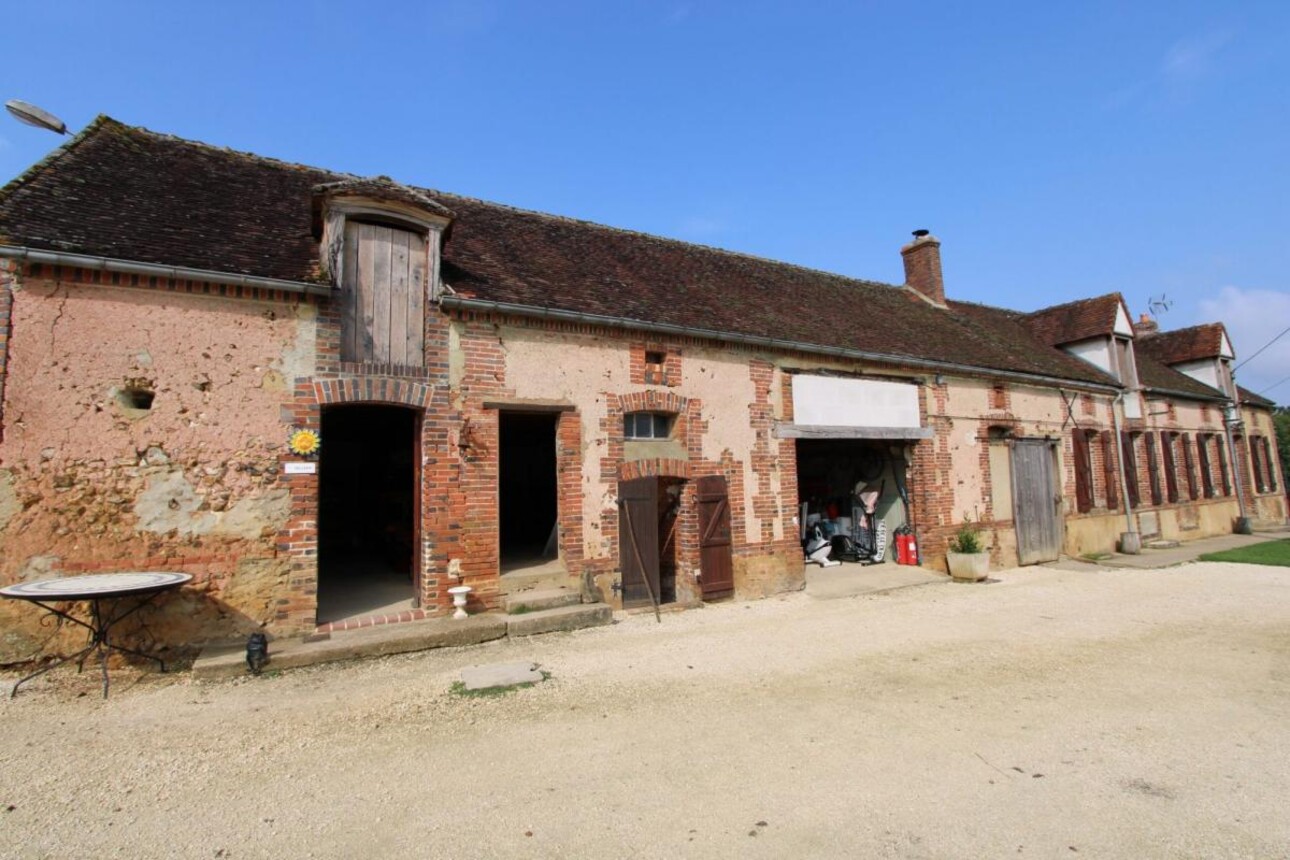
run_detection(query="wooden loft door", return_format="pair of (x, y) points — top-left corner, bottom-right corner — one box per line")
(341, 221), (427, 367)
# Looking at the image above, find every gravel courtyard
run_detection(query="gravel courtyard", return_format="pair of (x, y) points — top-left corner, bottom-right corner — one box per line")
(3, 560), (1289, 859)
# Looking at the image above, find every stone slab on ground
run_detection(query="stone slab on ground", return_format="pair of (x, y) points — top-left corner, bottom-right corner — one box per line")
(804, 563), (946, 600)
(460, 661), (544, 691)
(191, 614), (508, 680)
(505, 603), (612, 637)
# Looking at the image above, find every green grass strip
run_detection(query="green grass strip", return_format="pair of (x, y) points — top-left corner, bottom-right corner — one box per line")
(1199, 539), (1290, 567)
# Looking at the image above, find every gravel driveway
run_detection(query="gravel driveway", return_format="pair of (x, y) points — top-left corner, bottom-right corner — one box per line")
(3, 561), (1289, 859)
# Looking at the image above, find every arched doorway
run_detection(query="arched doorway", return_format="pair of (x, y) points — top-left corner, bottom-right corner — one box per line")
(317, 404), (420, 623)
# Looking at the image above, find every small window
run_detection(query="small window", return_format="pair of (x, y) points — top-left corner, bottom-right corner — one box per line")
(624, 412), (672, 439)
(644, 350), (668, 384)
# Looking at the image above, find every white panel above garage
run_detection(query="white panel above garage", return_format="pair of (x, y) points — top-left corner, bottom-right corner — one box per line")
(784, 375), (927, 438)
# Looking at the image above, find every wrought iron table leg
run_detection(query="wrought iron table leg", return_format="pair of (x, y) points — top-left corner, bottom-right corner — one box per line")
(10, 642), (97, 698)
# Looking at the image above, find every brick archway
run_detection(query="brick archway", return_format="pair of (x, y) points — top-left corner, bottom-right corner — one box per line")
(313, 377), (435, 409)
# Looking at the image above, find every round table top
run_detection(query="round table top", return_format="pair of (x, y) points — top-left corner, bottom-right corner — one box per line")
(0, 572), (192, 601)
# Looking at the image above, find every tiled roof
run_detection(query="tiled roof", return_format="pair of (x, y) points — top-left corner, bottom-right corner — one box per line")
(0, 116), (1141, 390)
(1137, 323), (1228, 365)
(1133, 350), (1228, 401)
(1238, 386), (1277, 409)
(0, 117), (338, 283)
(1024, 294), (1125, 346)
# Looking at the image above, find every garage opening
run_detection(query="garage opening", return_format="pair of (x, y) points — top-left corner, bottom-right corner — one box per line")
(795, 440), (914, 565)
(317, 404), (419, 624)
(499, 412), (559, 573)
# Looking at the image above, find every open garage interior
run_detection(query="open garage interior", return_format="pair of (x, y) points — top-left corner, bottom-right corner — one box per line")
(499, 412), (559, 573)
(796, 439), (915, 566)
(317, 405), (419, 624)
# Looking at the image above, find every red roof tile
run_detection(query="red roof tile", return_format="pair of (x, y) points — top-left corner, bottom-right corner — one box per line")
(0, 117), (1168, 392)
(1025, 294), (1126, 346)
(1137, 323), (1229, 365)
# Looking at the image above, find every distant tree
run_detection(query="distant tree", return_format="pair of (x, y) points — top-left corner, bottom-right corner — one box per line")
(1276, 407), (1290, 493)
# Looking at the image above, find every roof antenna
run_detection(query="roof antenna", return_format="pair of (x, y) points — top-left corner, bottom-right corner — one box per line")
(4, 100), (67, 135)
(1146, 293), (1171, 319)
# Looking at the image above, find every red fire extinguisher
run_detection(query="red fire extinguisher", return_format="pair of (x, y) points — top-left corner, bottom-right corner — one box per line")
(895, 528), (920, 565)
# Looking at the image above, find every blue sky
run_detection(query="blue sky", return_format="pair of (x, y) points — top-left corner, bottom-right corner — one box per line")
(3, 1), (1288, 401)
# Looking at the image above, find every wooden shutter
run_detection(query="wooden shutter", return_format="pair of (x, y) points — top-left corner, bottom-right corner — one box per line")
(1072, 430), (1094, 513)
(1101, 431), (1118, 510)
(1122, 431), (1141, 507)
(696, 475), (734, 599)
(618, 478), (660, 609)
(1145, 433), (1163, 506)
(341, 222), (427, 367)
(1217, 436), (1232, 496)
(1181, 433), (1198, 500)
(1265, 437), (1279, 491)
(1161, 432), (1179, 503)
(1197, 434), (1214, 498)
(1250, 437), (1267, 492)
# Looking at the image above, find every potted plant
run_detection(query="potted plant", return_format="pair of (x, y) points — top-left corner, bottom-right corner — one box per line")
(946, 520), (990, 582)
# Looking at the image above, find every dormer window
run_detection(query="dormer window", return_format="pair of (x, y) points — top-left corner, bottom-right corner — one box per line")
(624, 412), (673, 440)
(314, 178), (454, 370)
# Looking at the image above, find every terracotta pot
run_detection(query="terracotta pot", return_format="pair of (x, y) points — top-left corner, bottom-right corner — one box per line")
(946, 550), (989, 582)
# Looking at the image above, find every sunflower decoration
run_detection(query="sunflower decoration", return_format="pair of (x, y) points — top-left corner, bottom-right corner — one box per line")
(288, 428), (321, 458)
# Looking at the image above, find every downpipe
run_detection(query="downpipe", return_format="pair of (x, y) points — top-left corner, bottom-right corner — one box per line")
(1112, 390), (1141, 554)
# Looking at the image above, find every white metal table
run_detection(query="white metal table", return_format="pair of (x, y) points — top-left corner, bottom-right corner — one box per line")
(1, 572), (192, 698)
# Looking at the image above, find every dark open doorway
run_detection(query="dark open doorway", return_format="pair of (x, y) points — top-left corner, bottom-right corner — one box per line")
(317, 404), (419, 624)
(499, 412), (558, 571)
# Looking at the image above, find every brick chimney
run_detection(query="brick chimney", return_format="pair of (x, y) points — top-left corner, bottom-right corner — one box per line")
(1135, 312), (1159, 338)
(901, 229), (946, 307)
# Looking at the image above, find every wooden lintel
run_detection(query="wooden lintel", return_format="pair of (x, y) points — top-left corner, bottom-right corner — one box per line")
(482, 398), (577, 413)
(775, 423), (934, 440)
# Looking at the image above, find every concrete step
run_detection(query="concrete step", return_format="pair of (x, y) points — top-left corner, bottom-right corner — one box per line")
(191, 614), (508, 680)
(504, 587), (581, 615)
(505, 603), (612, 637)
(499, 566), (573, 596)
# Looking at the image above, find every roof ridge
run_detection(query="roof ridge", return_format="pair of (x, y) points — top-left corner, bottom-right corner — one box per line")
(428, 187), (906, 291)
(1024, 291), (1123, 318)
(87, 118), (912, 295)
(117, 116), (357, 180)
(1151, 321), (1224, 337)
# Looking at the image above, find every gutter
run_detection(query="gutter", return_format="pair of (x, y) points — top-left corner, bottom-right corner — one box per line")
(440, 294), (1124, 394)
(0, 245), (334, 297)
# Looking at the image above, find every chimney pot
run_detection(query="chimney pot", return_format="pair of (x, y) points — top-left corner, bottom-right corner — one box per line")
(1135, 312), (1160, 337)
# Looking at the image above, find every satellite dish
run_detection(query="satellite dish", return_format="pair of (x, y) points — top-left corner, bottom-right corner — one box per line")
(5, 100), (67, 135)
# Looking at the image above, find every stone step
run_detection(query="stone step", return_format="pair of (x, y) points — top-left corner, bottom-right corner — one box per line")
(505, 603), (612, 638)
(504, 587), (581, 615)
(499, 566), (574, 596)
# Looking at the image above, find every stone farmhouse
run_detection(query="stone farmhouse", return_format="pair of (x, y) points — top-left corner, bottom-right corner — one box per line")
(0, 117), (1284, 658)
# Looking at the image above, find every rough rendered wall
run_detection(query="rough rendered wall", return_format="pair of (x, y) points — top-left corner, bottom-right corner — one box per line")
(0, 275), (312, 661)
(479, 321), (799, 603)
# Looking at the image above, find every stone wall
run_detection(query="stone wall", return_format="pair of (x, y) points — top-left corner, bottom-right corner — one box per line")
(0, 267), (315, 662)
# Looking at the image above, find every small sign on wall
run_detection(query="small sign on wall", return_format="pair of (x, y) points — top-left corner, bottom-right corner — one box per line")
(284, 462), (317, 475)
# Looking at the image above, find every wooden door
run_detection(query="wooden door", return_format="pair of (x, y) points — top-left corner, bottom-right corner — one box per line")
(341, 222), (427, 366)
(1011, 439), (1061, 565)
(618, 478), (659, 609)
(696, 475), (735, 599)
